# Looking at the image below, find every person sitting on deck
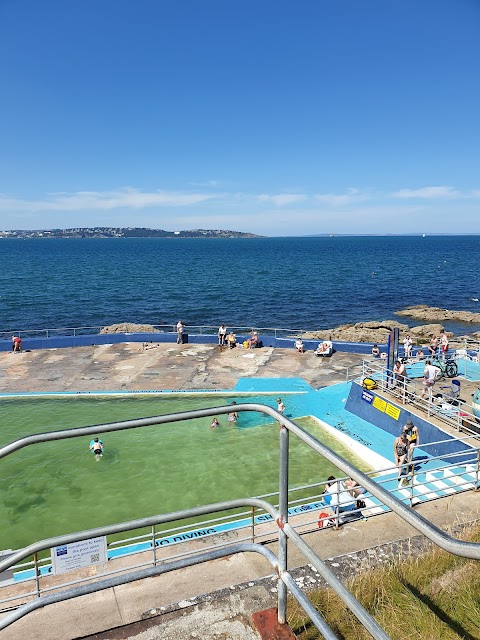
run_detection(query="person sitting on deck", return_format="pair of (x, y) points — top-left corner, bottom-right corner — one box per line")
(324, 476), (365, 523)
(371, 344), (381, 358)
(226, 332), (237, 348)
(315, 339), (333, 357)
(246, 331), (259, 349)
(294, 338), (304, 353)
(344, 477), (366, 498)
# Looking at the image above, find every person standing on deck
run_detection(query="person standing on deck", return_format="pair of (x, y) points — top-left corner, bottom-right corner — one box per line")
(440, 330), (449, 359)
(176, 320), (185, 344)
(403, 335), (413, 358)
(421, 359), (438, 398)
(218, 324), (227, 346)
(394, 432), (410, 484)
(428, 334), (439, 357)
(392, 360), (407, 388)
(402, 419), (420, 461)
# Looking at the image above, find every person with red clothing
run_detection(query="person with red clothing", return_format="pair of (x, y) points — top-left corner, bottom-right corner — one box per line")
(11, 335), (22, 352)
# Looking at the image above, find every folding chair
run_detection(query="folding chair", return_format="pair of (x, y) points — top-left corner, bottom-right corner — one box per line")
(441, 379), (461, 405)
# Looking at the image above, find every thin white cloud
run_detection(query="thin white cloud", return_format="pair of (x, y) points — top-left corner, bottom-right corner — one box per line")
(257, 193), (306, 206)
(188, 180), (219, 187)
(314, 188), (370, 206)
(0, 188), (219, 212)
(392, 186), (460, 199)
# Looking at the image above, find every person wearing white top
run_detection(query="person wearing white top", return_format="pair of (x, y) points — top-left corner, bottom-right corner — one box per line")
(323, 476), (364, 524)
(421, 359), (439, 398)
(218, 324), (227, 345)
(294, 338), (304, 353)
(403, 335), (413, 358)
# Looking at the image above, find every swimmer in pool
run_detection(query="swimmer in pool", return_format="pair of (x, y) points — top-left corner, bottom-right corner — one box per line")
(89, 437), (104, 459)
(228, 401), (238, 425)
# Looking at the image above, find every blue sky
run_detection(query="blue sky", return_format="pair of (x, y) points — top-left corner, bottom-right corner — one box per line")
(1, 0), (479, 235)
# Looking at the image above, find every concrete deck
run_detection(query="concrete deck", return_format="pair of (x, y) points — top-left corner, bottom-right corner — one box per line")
(1, 342), (479, 640)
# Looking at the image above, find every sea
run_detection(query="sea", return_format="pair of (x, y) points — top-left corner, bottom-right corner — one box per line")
(1, 235), (480, 336)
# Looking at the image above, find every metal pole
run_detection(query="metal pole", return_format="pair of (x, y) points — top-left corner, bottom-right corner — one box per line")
(277, 422), (289, 625)
(34, 553), (41, 598)
(408, 460), (414, 508)
(476, 450), (480, 491)
(152, 525), (157, 566)
(251, 506), (255, 544)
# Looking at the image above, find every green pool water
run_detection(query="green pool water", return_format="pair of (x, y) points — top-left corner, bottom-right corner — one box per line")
(0, 393), (371, 550)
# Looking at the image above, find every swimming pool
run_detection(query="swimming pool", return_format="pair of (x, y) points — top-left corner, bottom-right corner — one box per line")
(0, 388), (373, 551)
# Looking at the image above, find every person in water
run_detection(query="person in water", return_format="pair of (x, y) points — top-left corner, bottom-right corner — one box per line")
(228, 401), (238, 424)
(276, 397), (286, 415)
(210, 418), (220, 429)
(89, 437), (104, 456)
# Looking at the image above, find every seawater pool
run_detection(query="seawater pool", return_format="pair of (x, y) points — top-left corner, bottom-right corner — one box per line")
(0, 392), (372, 550)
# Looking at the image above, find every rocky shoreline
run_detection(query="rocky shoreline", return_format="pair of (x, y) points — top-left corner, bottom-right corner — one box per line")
(101, 308), (480, 347)
(396, 305), (480, 324)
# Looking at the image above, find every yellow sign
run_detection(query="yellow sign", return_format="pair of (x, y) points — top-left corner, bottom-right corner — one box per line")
(372, 397), (387, 412)
(385, 404), (401, 420)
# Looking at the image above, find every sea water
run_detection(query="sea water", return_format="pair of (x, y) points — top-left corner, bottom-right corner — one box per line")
(0, 235), (479, 334)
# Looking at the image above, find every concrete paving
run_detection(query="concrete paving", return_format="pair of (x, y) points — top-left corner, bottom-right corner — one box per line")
(1, 342), (479, 640)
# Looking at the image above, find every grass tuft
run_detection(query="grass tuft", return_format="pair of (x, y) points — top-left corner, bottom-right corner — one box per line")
(288, 522), (480, 640)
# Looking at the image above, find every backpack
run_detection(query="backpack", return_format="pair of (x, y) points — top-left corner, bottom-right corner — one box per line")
(362, 377), (377, 391)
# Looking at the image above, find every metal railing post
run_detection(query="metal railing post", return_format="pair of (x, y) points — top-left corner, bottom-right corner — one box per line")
(408, 458), (414, 508)
(251, 506), (255, 543)
(34, 553), (41, 598)
(277, 422), (289, 625)
(476, 450), (480, 492)
(152, 526), (157, 566)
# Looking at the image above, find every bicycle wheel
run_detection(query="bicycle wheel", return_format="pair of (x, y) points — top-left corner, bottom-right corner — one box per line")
(445, 361), (458, 378)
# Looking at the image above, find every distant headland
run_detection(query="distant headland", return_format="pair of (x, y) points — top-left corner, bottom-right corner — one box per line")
(0, 227), (263, 239)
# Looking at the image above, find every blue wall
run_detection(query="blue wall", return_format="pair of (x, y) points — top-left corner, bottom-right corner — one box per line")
(0, 332), (382, 355)
(345, 382), (473, 465)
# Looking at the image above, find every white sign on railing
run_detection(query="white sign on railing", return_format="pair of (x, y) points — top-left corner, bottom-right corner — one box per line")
(51, 536), (107, 575)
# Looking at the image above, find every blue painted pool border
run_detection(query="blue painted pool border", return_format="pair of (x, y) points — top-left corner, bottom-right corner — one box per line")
(13, 498), (327, 582)
(0, 331), (382, 355)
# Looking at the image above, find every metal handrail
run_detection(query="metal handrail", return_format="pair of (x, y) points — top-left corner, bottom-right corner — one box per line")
(5, 441), (478, 589)
(361, 358), (480, 435)
(0, 540), (340, 640)
(0, 323), (389, 343)
(2, 403), (480, 637)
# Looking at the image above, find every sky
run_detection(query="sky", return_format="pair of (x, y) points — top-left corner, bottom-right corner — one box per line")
(0, 0), (479, 236)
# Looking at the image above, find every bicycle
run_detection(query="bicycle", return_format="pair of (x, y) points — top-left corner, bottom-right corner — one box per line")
(430, 355), (458, 379)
